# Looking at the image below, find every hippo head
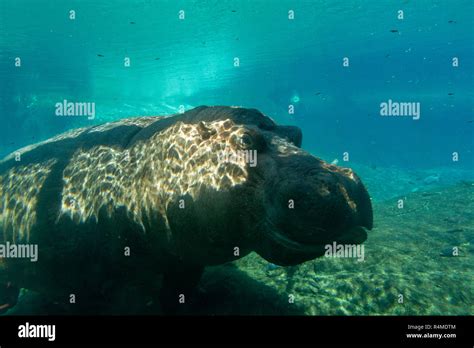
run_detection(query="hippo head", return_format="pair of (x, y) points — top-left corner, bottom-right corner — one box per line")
(190, 106), (373, 266)
(250, 125), (373, 266)
(165, 106), (373, 266)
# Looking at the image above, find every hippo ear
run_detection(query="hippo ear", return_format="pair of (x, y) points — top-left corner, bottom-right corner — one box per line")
(273, 126), (303, 147)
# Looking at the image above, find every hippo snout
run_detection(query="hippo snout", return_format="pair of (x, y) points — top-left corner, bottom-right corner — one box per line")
(256, 155), (373, 266)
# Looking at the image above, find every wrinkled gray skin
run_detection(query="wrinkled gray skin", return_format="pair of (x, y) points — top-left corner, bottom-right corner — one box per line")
(0, 106), (372, 314)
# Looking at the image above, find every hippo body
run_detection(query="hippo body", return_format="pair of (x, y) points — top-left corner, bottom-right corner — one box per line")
(0, 106), (372, 313)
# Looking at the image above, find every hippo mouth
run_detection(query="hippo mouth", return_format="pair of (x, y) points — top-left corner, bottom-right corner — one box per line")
(263, 223), (327, 254)
(263, 218), (369, 254)
(254, 206), (371, 266)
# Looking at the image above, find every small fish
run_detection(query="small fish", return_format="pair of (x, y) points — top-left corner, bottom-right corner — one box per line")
(130, 21), (135, 24)
(154, 57), (160, 60)
(448, 20), (456, 24)
(445, 228), (464, 233)
(422, 175), (439, 185)
(448, 92), (454, 96)
(97, 54), (104, 57)
(315, 92), (321, 95)
(385, 53), (390, 58)
(390, 29), (399, 33)
(231, 10), (237, 13)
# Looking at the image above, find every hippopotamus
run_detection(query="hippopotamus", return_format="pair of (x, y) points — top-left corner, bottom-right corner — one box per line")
(0, 106), (372, 313)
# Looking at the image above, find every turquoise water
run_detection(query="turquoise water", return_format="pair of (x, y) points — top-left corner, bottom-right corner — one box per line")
(1, 0), (472, 171)
(0, 0), (473, 315)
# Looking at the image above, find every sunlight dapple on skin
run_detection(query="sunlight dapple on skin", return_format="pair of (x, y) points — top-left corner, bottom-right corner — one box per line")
(0, 106), (372, 314)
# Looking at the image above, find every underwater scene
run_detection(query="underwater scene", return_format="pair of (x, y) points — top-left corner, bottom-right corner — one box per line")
(0, 0), (473, 318)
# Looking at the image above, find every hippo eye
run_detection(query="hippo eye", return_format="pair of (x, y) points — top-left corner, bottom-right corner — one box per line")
(240, 133), (253, 147)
